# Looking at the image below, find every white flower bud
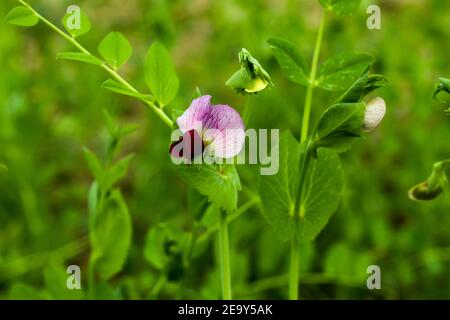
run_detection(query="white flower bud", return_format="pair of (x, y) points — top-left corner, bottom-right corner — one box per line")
(363, 97), (386, 132)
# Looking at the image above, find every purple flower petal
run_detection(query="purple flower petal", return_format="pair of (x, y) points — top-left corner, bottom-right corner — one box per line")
(203, 104), (245, 158)
(174, 95), (245, 159)
(177, 95), (212, 134)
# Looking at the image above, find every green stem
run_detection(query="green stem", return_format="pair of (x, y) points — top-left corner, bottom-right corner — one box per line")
(17, 0), (173, 128)
(150, 275), (166, 298)
(197, 197), (259, 243)
(218, 210), (232, 300)
(242, 94), (256, 126)
(289, 9), (326, 300)
(289, 236), (299, 300)
(300, 10), (326, 143)
(87, 257), (96, 299)
(294, 143), (313, 215)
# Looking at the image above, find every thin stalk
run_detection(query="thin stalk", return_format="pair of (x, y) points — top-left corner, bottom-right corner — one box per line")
(17, 0), (173, 128)
(87, 189), (105, 299)
(197, 197), (259, 243)
(289, 236), (299, 300)
(301, 10), (326, 143)
(150, 275), (167, 298)
(218, 209), (232, 300)
(289, 10), (326, 300)
(294, 143), (313, 215)
(87, 258), (96, 299)
(242, 94), (256, 126)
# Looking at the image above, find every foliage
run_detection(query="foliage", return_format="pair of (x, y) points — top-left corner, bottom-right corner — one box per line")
(1, 0), (450, 300)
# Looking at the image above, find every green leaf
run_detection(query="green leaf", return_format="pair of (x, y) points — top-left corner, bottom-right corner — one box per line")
(5, 6), (39, 27)
(44, 265), (83, 300)
(259, 131), (344, 242)
(259, 130), (301, 241)
(317, 53), (375, 91)
(98, 32), (133, 69)
(319, 0), (362, 16)
(144, 224), (170, 270)
(144, 224), (179, 269)
(90, 189), (132, 280)
(267, 37), (310, 86)
(144, 42), (179, 107)
(88, 182), (99, 230)
(57, 52), (103, 66)
(8, 283), (47, 300)
(144, 224), (189, 281)
(101, 79), (153, 101)
(105, 154), (134, 190)
(312, 102), (365, 153)
(62, 8), (91, 38)
(117, 124), (139, 139)
(83, 147), (104, 188)
(335, 67), (386, 103)
(103, 109), (117, 137)
(177, 164), (241, 213)
(95, 282), (123, 300)
(298, 148), (344, 241)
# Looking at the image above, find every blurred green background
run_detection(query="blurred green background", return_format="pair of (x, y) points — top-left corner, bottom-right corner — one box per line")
(1, 0), (450, 299)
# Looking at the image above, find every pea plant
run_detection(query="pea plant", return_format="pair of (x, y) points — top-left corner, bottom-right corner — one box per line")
(409, 78), (450, 202)
(259, 0), (387, 299)
(6, 0), (388, 300)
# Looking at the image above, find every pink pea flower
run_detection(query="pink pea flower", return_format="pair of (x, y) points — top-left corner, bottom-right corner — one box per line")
(170, 95), (245, 162)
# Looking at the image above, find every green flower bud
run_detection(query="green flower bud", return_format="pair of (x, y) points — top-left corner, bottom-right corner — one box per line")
(408, 160), (449, 201)
(433, 77), (450, 101)
(433, 77), (450, 113)
(225, 48), (273, 94)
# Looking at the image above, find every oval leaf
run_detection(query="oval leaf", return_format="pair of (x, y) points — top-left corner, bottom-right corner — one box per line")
(57, 52), (103, 66)
(101, 79), (153, 101)
(259, 130), (301, 241)
(335, 67), (386, 104)
(5, 6), (39, 27)
(83, 147), (105, 188)
(62, 8), (91, 38)
(259, 131), (344, 242)
(317, 53), (375, 91)
(177, 164), (241, 213)
(144, 42), (179, 107)
(267, 37), (310, 86)
(297, 148), (344, 241)
(313, 102), (365, 153)
(98, 32), (133, 69)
